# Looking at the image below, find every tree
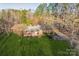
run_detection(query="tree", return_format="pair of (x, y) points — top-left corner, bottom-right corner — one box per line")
(35, 3), (48, 16)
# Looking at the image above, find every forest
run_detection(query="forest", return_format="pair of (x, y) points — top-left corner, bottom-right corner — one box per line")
(0, 3), (79, 56)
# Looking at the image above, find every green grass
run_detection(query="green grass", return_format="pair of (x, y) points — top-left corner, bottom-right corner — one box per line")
(0, 32), (72, 56)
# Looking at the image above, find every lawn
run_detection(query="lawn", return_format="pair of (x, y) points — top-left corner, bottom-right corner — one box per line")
(0, 32), (72, 56)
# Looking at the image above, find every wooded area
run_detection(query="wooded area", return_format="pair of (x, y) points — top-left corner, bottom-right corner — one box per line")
(0, 3), (79, 55)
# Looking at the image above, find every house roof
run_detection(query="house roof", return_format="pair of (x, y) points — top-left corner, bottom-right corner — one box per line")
(11, 24), (26, 31)
(11, 24), (42, 32)
(24, 25), (41, 32)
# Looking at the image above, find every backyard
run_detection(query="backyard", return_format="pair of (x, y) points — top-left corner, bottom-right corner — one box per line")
(0, 33), (72, 56)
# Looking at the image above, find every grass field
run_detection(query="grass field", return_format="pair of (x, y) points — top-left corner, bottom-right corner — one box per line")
(0, 33), (72, 56)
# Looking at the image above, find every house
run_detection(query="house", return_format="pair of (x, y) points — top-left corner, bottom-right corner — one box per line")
(11, 24), (43, 37)
(23, 25), (43, 37)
